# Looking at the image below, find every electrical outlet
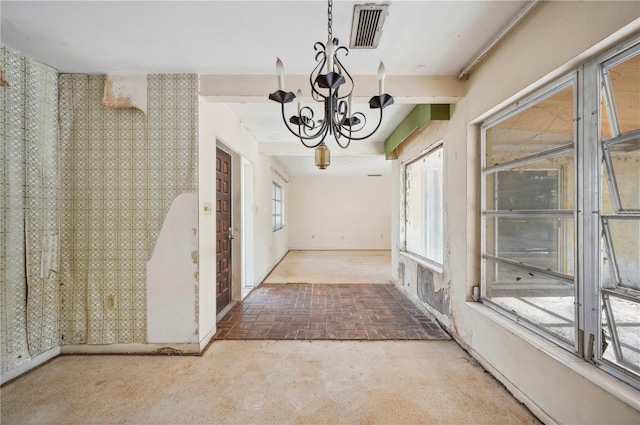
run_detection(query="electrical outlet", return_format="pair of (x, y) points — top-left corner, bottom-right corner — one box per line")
(107, 295), (117, 310)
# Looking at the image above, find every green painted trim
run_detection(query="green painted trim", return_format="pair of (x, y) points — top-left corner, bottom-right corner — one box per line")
(384, 104), (450, 159)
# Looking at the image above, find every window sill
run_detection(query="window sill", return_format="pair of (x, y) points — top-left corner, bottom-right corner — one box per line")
(465, 301), (640, 411)
(399, 250), (443, 274)
(272, 227), (284, 234)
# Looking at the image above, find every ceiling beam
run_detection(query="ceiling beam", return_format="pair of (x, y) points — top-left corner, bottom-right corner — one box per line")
(199, 75), (465, 104)
(385, 104), (450, 159)
(259, 141), (385, 156)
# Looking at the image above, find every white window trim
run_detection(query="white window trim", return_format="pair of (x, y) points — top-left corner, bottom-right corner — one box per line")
(272, 182), (284, 232)
(402, 141), (445, 267)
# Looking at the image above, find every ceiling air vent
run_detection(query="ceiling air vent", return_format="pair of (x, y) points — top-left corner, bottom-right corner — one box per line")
(350, 4), (390, 49)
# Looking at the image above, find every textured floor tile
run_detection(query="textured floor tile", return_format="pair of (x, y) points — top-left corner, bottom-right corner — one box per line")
(214, 284), (449, 341)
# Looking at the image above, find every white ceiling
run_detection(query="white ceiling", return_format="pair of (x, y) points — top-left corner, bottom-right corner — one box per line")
(1, 0), (529, 176)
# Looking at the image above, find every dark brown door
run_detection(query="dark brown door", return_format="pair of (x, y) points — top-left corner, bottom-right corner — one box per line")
(216, 147), (232, 312)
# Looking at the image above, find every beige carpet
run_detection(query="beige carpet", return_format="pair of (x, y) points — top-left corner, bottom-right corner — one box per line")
(264, 250), (392, 284)
(1, 340), (540, 424)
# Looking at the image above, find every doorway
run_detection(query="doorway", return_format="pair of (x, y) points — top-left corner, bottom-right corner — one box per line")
(216, 147), (232, 312)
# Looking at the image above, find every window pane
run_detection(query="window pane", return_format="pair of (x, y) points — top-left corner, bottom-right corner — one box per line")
(602, 138), (640, 212)
(272, 182), (283, 231)
(601, 92), (614, 140)
(424, 148), (444, 264)
(608, 52), (640, 134)
(485, 86), (574, 168)
(602, 295), (640, 376)
(486, 158), (574, 212)
(405, 146), (443, 264)
(406, 158), (425, 256)
(484, 258), (576, 344)
(486, 217), (574, 275)
(602, 219), (640, 290)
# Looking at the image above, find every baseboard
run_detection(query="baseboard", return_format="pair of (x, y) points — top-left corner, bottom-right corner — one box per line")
(1, 345), (61, 386)
(257, 249), (289, 285)
(199, 323), (219, 351)
(60, 342), (201, 355)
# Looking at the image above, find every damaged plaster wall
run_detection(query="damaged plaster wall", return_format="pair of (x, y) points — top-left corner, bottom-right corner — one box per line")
(58, 74), (198, 346)
(1, 45), (59, 377)
(390, 2), (639, 423)
(147, 192), (199, 344)
(392, 120), (452, 328)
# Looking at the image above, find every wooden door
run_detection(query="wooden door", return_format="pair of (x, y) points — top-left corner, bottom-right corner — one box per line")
(216, 148), (232, 312)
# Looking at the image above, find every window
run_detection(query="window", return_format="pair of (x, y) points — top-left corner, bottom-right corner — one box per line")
(599, 43), (640, 380)
(404, 144), (444, 266)
(272, 182), (283, 232)
(481, 36), (640, 387)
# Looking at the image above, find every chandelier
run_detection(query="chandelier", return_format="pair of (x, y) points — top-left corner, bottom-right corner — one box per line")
(268, 0), (394, 169)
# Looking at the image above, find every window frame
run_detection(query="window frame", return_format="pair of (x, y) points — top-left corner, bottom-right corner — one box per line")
(480, 73), (579, 354)
(272, 182), (284, 232)
(402, 141), (445, 268)
(480, 35), (640, 389)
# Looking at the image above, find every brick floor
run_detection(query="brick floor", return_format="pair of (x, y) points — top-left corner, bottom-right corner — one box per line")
(214, 284), (449, 341)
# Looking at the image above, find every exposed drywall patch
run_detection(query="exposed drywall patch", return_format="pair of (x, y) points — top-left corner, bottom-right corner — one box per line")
(191, 250), (198, 264)
(192, 228), (197, 236)
(102, 75), (148, 113)
(398, 261), (405, 286)
(417, 264), (450, 315)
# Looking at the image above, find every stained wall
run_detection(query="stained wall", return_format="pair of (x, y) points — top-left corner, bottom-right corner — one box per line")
(1, 45), (59, 374)
(57, 74), (199, 345)
(390, 2), (640, 423)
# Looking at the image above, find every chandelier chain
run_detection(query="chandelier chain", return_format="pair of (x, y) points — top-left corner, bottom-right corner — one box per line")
(327, 0), (333, 39)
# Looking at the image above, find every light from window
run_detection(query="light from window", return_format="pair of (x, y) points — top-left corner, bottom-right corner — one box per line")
(404, 144), (444, 265)
(482, 80), (577, 347)
(272, 182), (283, 232)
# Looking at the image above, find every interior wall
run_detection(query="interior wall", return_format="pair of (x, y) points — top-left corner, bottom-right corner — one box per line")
(254, 155), (289, 283)
(289, 174), (392, 250)
(1, 44), (59, 377)
(197, 100), (289, 342)
(393, 121), (451, 328)
(57, 74), (198, 346)
(390, 2), (639, 423)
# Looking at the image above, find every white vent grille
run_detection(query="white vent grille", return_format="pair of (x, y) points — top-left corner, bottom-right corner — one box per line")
(350, 4), (389, 49)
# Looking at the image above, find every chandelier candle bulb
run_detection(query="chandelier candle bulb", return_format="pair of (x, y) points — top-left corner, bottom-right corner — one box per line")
(276, 57), (284, 91)
(378, 62), (386, 95)
(296, 89), (303, 115)
(348, 92), (354, 116)
(326, 39), (335, 72)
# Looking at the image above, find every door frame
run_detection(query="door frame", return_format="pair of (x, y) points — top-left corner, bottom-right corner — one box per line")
(215, 141), (244, 315)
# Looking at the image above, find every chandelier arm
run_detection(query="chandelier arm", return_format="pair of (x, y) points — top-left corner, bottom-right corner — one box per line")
(333, 52), (354, 100)
(343, 111), (367, 133)
(279, 103), (328, 147)
(298, 119), (330, 148)
(333, 132), (352, 149)
(335, 109), (385, 141)
(310, 52), (328, 102)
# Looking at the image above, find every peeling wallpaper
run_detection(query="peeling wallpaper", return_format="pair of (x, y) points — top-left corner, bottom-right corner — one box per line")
(58, 74), (198, 345)
(1, 45), (59, 374)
